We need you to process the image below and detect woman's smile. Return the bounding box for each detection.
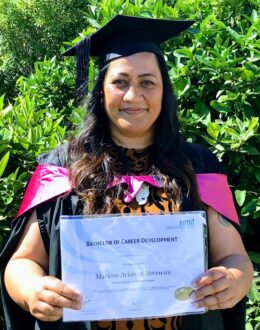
[119,107,147,114]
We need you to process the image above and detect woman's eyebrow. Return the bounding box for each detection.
[138,73,157,78]
[115,72,129,77]
[112,72,157,78]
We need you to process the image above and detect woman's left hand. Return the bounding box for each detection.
[196,207,254,311]
[191,266,241,310]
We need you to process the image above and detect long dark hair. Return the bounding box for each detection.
[68,54,202,214]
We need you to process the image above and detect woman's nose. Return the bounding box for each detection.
[123,85,143,101]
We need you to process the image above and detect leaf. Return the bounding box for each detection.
[225,127,239,137]
[248,117,259,132]
[241,69,254,81]
[194,102,210,116]
[247,282,260,302]
[0,94,4,111]
[255,169,260,183]
[210,100,231,112]
[215,144,225,151]
[200,14,226,30]
[195,55,212,67]
[85,18,100,29]
[139,11,153,18]
[242,199,260,216]
[248,0,259,6]
[174,49,193,59]
[0,151,10,178]
[235,190,247,207]
[175,78,190,96]
[218,92,239,102]
[227,27,245,47]
[239,146,260,155]
[248,251,260,264]
[207,122,220,140]
[18,172,29,182]
[203,135,217,146]
[7,167,19,180]
[246,306,257,315]
[0,127,13,141]
[245,323,253,330]
[251,9,258,22]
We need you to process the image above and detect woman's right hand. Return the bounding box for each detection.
[28,276,82,321]
[4,210,83,322]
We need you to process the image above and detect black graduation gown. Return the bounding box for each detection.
[0,143,246,330]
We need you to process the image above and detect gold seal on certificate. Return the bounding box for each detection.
[174,287,194,301]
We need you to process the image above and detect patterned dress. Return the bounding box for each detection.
[93,147,183,330]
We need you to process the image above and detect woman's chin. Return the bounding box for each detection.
[119,126,151,137]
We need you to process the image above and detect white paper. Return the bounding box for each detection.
[60,212,207,322]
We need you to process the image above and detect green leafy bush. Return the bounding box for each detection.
[0,0,90,101]
[246,270,260,330]
[0,57,82,228]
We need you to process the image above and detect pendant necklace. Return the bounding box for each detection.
[135,183,150,205]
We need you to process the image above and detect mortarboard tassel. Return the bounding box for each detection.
[75,37,91,100]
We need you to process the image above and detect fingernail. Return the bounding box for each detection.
[191,293,197,300]
[192,302,199,308]
[192,282,198,289]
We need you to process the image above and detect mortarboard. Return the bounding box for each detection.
[63,14,194,97]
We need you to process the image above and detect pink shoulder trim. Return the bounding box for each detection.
[16,165,239,224]
[16,164,72,219]
[196,173,239,224]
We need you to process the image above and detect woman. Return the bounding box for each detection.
[0,15,253,330]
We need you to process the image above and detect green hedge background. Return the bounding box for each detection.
[0,0,259,328]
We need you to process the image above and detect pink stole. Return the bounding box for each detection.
[16,165,239,224]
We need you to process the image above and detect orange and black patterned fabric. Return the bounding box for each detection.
[93,148,182,330]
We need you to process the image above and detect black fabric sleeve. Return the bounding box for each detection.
[182,142,241,229]
[181,142,225,174]
[36,143,69,167]
[0,143,68,330]
[182,143,246,330]
[0,212,36,330]
[0,195,86,330]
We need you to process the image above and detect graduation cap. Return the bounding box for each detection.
[63,14,194,97]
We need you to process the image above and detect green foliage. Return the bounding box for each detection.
[169,4,260,256]
[0,0,259,328]
[246,270,260,330]
[0,0,90,101]
[0,56,81,222]
[0,94,64,214]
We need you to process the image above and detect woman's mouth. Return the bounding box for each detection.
[119,107,147,114]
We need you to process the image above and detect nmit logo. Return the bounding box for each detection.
[179,218,195,227]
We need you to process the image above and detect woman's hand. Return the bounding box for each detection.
[195,207,254,311]
[4,211,82,321]
[27,276,82,321]
[191,266,241,310]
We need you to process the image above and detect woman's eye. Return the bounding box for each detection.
[113,79,128,86]
[141,80,154,87]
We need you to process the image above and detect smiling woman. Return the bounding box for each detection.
[103,52,163,146]
[0,14,253,330]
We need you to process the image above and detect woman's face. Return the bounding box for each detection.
[103,52,163,145]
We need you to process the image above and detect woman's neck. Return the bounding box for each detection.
[110,129,153,149]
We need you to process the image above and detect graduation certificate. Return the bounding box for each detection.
[60,212,207,322]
